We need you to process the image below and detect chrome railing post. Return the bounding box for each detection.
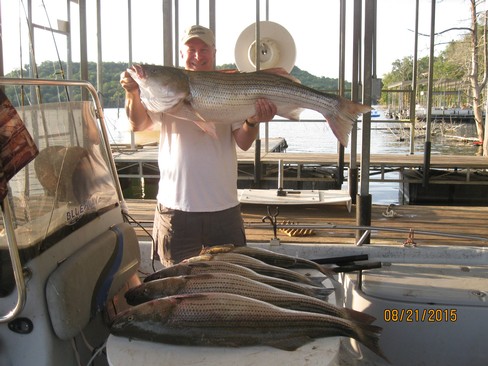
[0,199,26,323]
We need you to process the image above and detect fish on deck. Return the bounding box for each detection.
[125,272,375,325]
[200,244,335,277]
[184,252,325,287]
[126,64,372,146]
[143,261,333,300]
[110,292,386,361]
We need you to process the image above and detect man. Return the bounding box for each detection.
[120,25,277,266]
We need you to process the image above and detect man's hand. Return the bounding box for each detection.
[120,70,153,131]
[120,70,140,94]
[234,98,277,151]
[246,98,277,124]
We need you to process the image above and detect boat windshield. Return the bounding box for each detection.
[0,99,119,261]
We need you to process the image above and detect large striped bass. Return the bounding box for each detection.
[200,244,335,277]
[125,273,375,325]
[184,253,323,286]
[143,261,333,300]
[110,293,386,360]
[126,64,371,146]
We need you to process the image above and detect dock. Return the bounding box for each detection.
[125,199,488,248]
[113,142,488,190]
[112,137,288,181]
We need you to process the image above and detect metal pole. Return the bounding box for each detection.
[264,0,269,153]
[79,0,88,93]
[0,0,4,78]
[96,0,103,95]
[409,0,419,155]
[209,0,216,69]
[163,0,173,67]
[27,0,36,81]
[357,0,375,243]
[423,0,436,187]
[253,0,262,187]
[254,2,261,72]
[174,0,179,68]
[128,0,132,66]
[337,0,346,188]
[372,0,377,79]
[349,0,362,204]
[128,0,135,149]
[361,0,373,196]
[277,159,284,190]
[196,0,200,25]
[209,0,216,33]
[67,0,72,79]
[338,0,346,97]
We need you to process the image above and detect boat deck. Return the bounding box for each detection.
[125,199,488,247]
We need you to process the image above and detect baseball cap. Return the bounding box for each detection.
[181,25,215,46]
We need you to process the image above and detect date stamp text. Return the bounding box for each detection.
[383,308,457,323]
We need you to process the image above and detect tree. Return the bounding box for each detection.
[466,0,488,153]
[381,1,488,154]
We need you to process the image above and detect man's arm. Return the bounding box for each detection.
[119,70,154,131]
[233,98,277,151]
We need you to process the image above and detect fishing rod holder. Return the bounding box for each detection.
[262,206,281,246]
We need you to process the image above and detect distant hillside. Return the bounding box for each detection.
[219,63,348,94]
[5,61,128,108]
[6,61,348,108]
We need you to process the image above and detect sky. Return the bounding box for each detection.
[0,0,480,79]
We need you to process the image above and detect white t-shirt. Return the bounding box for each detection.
[151,112,243,212]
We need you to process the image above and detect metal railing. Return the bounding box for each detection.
[0,77,125,323]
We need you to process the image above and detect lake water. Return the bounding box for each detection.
[103,107,480,204]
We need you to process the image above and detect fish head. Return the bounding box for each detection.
[125,277,189,305]
[183,253,214,263]
[110,298,175,335]
[124,283,154,305]
[200,244,235,255]
[143,263,193,282]
[127,64,190,113]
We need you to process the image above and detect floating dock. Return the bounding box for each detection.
[113,140,488,204]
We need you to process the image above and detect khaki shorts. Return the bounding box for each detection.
[152,204,246,267]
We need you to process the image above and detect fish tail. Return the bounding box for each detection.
[322,98,372,147]
[310,287,334,300]
[315,263,336,277]
[342,307,377,325]
[354,323,389,362]
[309,276,328,287]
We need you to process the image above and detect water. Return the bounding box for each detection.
[103,108,480,204]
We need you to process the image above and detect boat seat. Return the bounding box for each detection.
[45,222,140,340]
